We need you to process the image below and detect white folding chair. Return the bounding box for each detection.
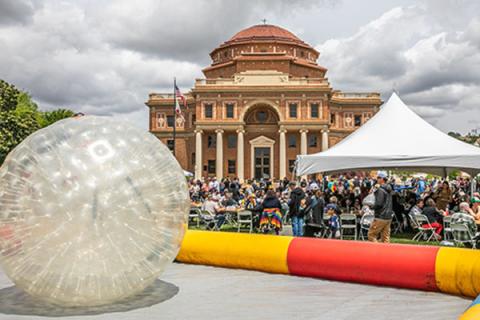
[188,207,202,228]
[451,223,477,249]
[443,215,453,241]
[359,213,374,240]
[237,210,253,233]
[340,213,357,240]
[413,214,438,242]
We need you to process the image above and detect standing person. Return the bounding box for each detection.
[288,184,306,236]
[368,173,394,243]
[292,198,308,237]
[259,190,283,235]
[325,196,341,238]
[433,181,452,211]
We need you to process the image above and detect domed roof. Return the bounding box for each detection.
[227,24,304,44]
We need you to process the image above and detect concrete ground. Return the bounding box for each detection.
[0,263,471,320]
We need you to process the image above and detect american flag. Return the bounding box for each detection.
[175,84,187,108]
[175,97,184,119]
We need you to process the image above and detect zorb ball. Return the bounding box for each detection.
[0,116,189,306]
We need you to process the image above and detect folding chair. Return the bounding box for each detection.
[390,213,403,234]
[451,223,477,249]
[200,210,218,231]
[443,215,453,241]
[359,213,374,240]
[188,207,202,228]
[237,210,253,233]
[340,213,357,240]
[413,214,438,242]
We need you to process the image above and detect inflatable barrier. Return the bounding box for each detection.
[176,230,480,319]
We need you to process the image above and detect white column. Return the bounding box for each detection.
[236,129,245,182]
[195,130,203,180]
[300,129,308,155]
[215,129,224,179]
[322,129,329,151]
[279,129,287,179]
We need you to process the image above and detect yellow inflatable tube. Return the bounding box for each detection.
[176,230,292,274]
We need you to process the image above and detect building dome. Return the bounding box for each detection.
[206,23,323,79]
[228,24,303,44]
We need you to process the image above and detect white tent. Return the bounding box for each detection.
[296,93,480,177]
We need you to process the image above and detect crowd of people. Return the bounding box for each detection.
[189,173,480,246]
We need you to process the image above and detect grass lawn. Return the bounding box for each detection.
[188,224,451,247]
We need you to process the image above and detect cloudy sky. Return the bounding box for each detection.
[0,0,479,133]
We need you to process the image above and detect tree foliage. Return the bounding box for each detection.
[0,110,39,164]
[41,109,75,127]
[0,79,76,165]
[0,80,20,112]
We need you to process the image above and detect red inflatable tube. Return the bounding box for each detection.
[287,238,439,291]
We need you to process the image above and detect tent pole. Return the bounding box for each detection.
[472,174,477,197]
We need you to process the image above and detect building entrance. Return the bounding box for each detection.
[254,147,270,179]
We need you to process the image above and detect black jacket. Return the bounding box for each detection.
[422,206,443,224]
[261,196,282,211]
[373,184,393,220]
[310,196,325,225]
[288,187,305,217]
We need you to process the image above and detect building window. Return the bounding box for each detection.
[344,112,354,128]
[289,103,298,118]
[227,135,236,148]
[288,160,296,172]
[207,160,216,174]
[192,114,196,124]
[226,103,234,118]
[228,160,236,174]
[354,114,362,127]
[204,103,213,118]
[288,134,297,148]
[156,113,166,128]
[310,103,319,118]
[207,135,216,148]
[257,111,267,123]
[167,115,175,127]
[308,135,317,148]
[363,112,373,122]
[167,140,174,151]
[330,113,335,125]
[192,152,195,165]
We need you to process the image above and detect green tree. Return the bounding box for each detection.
[41,109,75,128]
[0,79,76,165]
[0,80,20,112]
[0,110,39,164]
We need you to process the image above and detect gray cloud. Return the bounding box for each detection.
[0,0,478,134]
[0,0,37,26]
[316,1,480,132]
[90,0,324,64]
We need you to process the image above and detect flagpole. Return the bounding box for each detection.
[173,77,176,156]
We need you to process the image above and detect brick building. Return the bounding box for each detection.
[146,24,382,180]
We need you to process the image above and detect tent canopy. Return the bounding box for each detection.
[296,93,480,177]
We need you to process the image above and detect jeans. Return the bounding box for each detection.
[292,216,305,237]
[215,214,226,229]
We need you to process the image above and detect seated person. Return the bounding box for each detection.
[222,192,238,208]
[201,195,226,230]
[409,199,424,216]
[451,209,479,247]
[458,201,479,222]
[421,198,445,238]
